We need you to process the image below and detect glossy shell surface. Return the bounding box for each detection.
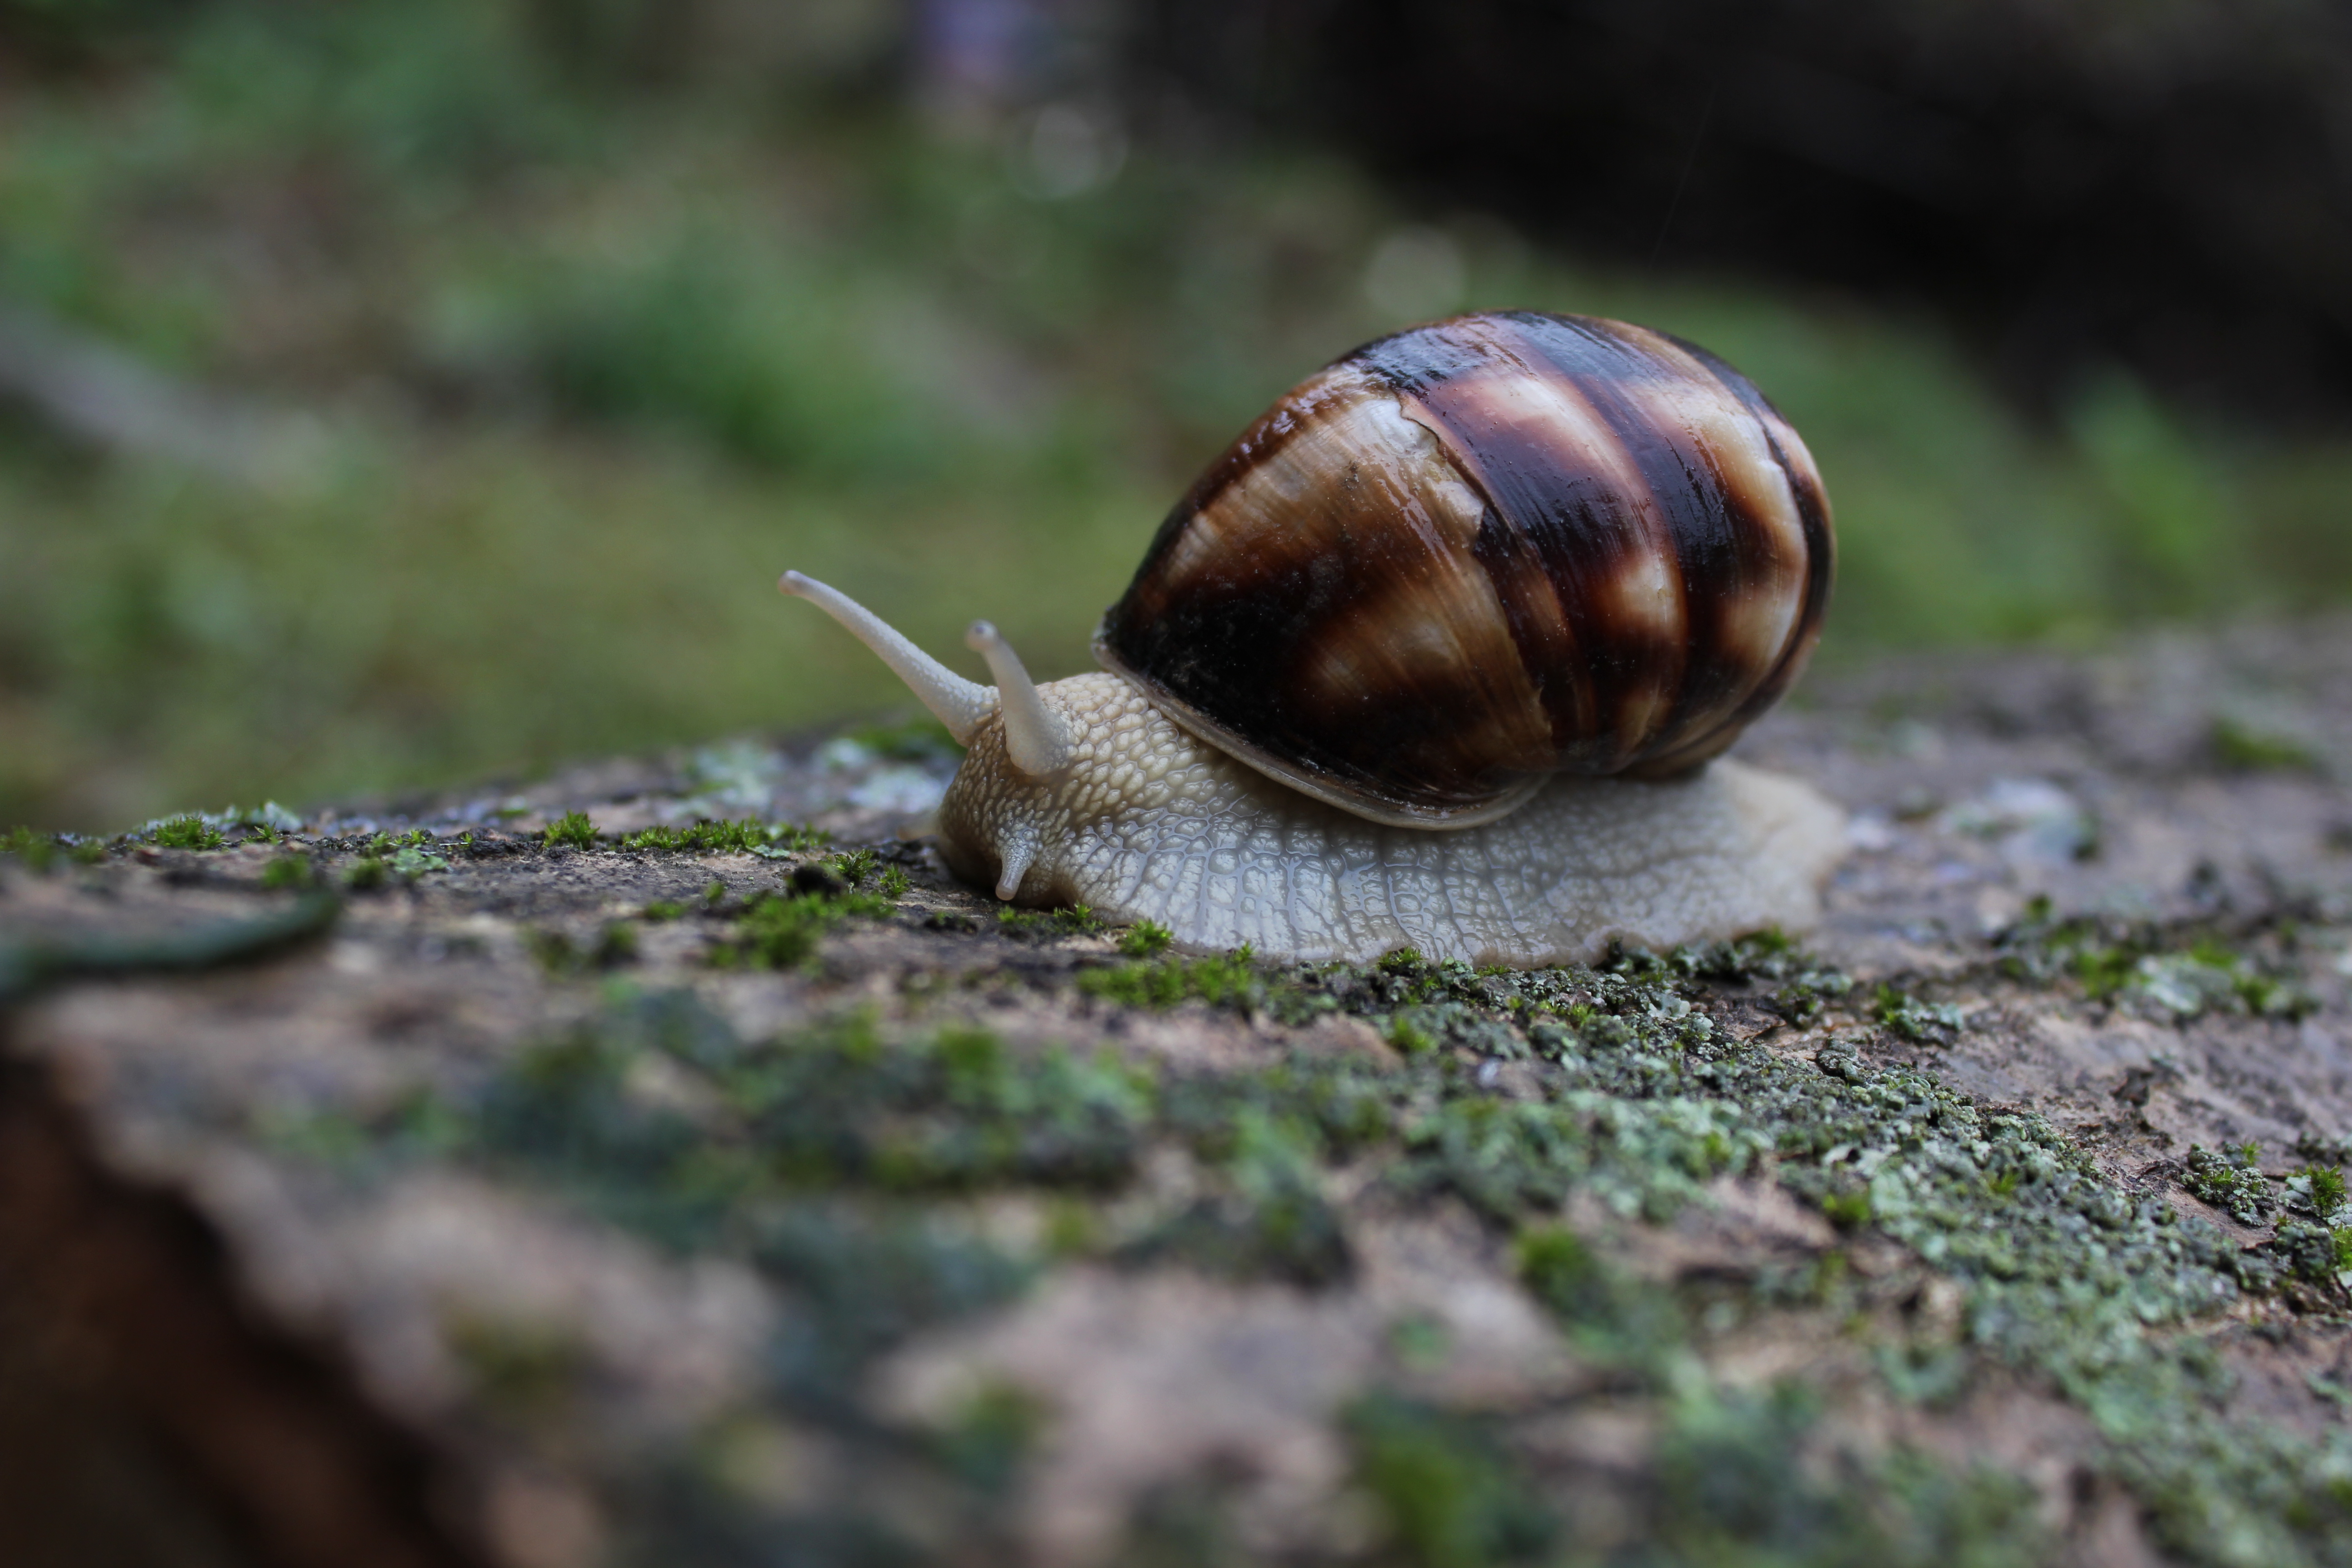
[1094,311,1833,827]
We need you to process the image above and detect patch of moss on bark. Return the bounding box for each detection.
[247,920,2352,1566]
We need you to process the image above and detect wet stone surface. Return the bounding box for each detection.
[5,622,2352,1568]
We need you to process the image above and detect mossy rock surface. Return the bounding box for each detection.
[5,622,2352,1568]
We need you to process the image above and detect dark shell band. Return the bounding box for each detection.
[1098,311,1833,823]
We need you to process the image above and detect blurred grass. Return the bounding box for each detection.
[2,0,2349,830]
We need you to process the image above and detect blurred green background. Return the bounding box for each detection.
[3,0,2350,832]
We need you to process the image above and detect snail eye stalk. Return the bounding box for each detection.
[965,620,1073,778]
[778,571,993,744]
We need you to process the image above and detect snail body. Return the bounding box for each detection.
[782,312,1847,966]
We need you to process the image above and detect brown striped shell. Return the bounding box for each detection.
[1092,311,1834,828]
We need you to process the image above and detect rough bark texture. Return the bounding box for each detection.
[5,622,2352,1568]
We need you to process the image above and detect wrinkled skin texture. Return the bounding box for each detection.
[936,674,1847,965]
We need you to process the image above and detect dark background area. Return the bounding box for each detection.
[1135,0,2352,425]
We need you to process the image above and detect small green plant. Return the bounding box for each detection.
[641,899,686,921]
[2073,943,2139,1002]
[1077,949,1260,1010]
[542,811,598,850]
[708,888,894,970]
[261,856,315,890]
[2294,1164,2347,1218]
[345,856,389,890]
[1872,985,1967,1042]
[2,826,55,872]
[151,815,227,851]
[1822,1190,1874,1230]
[389,844,451,877]
[620,818,828,855]
[2210,714,2319,773]
[1516,1226,1617,1327]
[2184,1143,2273,1225]
[1117,920,1173,957]
[1386,1014,1437,1055]
[1344,1393,1555,1568]
[828,848,880,885]
[996,904,1105,941]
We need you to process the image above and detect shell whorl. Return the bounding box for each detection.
[1094,310,1834,827]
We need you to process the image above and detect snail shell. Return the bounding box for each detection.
[1097,311,1832,827]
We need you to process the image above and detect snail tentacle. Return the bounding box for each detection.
[991,821,1040,902]
[965,620,1073,778]
[779,571,994,743]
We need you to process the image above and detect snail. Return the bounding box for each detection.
[780,310,1847,966]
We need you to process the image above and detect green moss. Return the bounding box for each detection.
[1076,949,1263,1010]
[640,899,686,921]
[2297,1165,2349,1219]
[149,814,227,851]
[388,843,450,877]
[2184,1143,2274,1225]
[1387,1014,1438,1055]
[995,904,1105,941]
[1602,935,1854,1024]
[1345,1393,1554,1568]
[1,825,56,872]
[260,855,314,889]
[2211,714,2320,773]
[1994,900,2317,1019]
[1643,1386,2047,1568]
[933,1382,1044,1494]
[1872,984,1967,1043]
[461,1006,1154,1222]
[828,848,881,886]
[618,818,828,855]
[542,810,598,850]
[706,888,894,970]
[1122,1102,1350,1286]
[1117,921,1173,958]
[256,921,2352,1566]
[1818,1189,1872,1230]
[343,855,388,890]
[1512,1225,1673,1364]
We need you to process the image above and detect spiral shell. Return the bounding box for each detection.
[1093,310,1833,828]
